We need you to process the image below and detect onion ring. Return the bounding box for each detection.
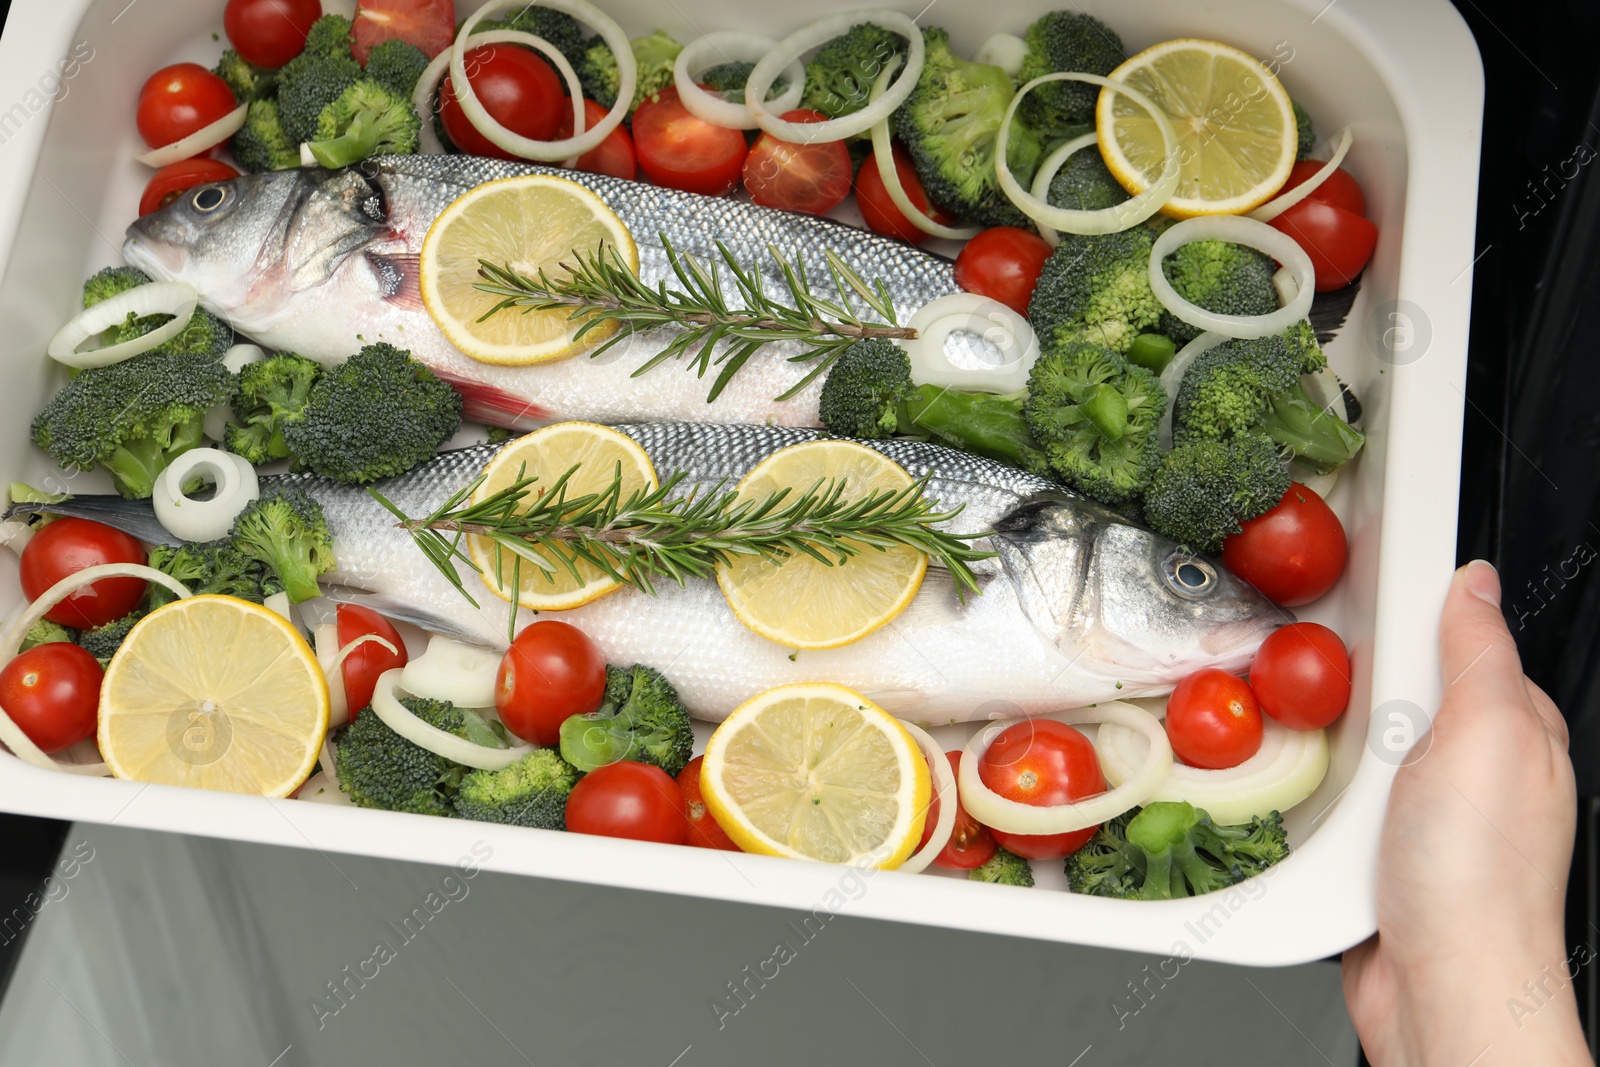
[152,447,260,544]
[398,635,501,709]
[958,702,1172,835]
[48,282,199,369]
[1028,131,1100,248]
[316,627,400,729]
[1156,331,1229,449]
[745,10,923,144]
[1148,216,1315,339]
[898,720,956,874]
[904,293,1038,394]
[1249,126,1355,223]
[866,58,980,240]
[134,104,248,168]
[674,32,804,130]
[975,33,1028,78]
[371,669,531,771]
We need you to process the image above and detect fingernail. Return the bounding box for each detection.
[1465,559,1501,607]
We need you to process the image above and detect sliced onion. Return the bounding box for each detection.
[905,293,1038,393]
[450,0,631,162]
[866,58,980,241]
[371,668,530,770]
[1249,126,1355,223]
[264,591,293,624]
[997,73,1179,235]
[0,522,33,557]
[222,343,265,374]
[745,10,923,144]
[1157,331,1229,449]
[453,28,586,167]
[674,32,804,130]
[1271,264,1298,308]
[399,635,501,709]
[414,49,452,155]
[898,720,956,874]
[152,447,260,543]
[1028,132,1100,248]
[1097,713,1329,826]
[316,627,400,729]
[134,104,248,168]
[0,564,191,775]
[48,282,199,369]
[958,702,1172,835]
[1149,216,1315,339]
[1303,365,1351,424]
[297,768,353,805]
[975,33,1028,78]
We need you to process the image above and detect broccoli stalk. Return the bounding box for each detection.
[454,749,579,829]
[306,79,420,168]
[336,697,476,817]
[969,848,1034,887]
[559,664,693,777]
[801,23,908,120]
[1066,802,1290,900]
[1025,341,1165,505]
[228,488,335,603]
[1016,12,1126,139]
[1259,382,1368,474]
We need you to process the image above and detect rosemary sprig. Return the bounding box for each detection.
[371,464,994,643]
[472,237,918,402]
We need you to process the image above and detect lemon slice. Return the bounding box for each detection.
[699,683,930,867]
[715,440,927,650]
[98,596,328,797]
[1097,39,1297,218]
[467,422,658,610]
[419,174,638,366]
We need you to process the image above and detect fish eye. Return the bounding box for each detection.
[1165,554,1217,598]
[191,186,227,212]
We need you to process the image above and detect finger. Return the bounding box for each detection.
[1523,676,1570,748]
[1438,561,1528,706]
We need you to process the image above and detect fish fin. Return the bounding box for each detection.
[4,497,182,546]
[430,371,555,430]
[1310,277,1360,346]
[365,251,424,311]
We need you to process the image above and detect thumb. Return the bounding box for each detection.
[1438,560,1527,707]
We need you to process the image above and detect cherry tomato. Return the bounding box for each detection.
[0,644,103,754]
[439,44,565,159]
[566,761,689,844]
[224,0,322,69]
[1223,482,1348,607]
[855,143,950,245]
[742,109,853,216]
[1250,622,1352,731]
[678,755,740,851]
[977,719,1106,860]
[139,159,239,217]
[1270,198,1378,292]
[136,64,240,151]
[955,226,1053,316]
[632,86,749,197]
[555,98,637,180]
[351,0,455,63]
[1166,668,1263,769]
[916,750,998,869]
[495,620,607,745]
[20,518,147,629]
[335,604,408,718]
[1279,160,1366,217]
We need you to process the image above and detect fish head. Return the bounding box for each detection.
[996,497,1288,690]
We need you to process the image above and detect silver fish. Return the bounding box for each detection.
[121,156,975,430]
[16,423,1286,723]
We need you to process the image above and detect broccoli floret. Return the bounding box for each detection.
[969,848,1034,887]
[32,351,234,500]
[303,14,354,62]
[580,30,682,115]
[307,78,420,168]
[801,23,908,121]
[361,39,429,99]
[1027,226,1163,355]
[336,697,473,817]
[1047,146,1128,212]
[82,266,152,309]
[76,612,142,662]
[1024,340,1164,505]
[280,342,462,484]
[1016,12,1126,139]
[145,542,274,609]
[225,353,322,465]
[277,52,363,145]
[559,664,693,777]
[21,619,76,652]
[214,49,276,102]
[228,488,334,603]
[1066,802,1289,900]
[1157,240,1280,345]
[454,749,579,830]
[480,6,589,72]
[232,98,301,172]
[1142,433,1290,552]
[892,27,1042,228]
[1293,99,1315,159]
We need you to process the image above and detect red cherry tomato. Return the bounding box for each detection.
[139,159,240,217]
[916,750,998,869]
[0,644,103,754]
[855,143,950,245]
[955,226,1053,316]
[439,44,565,159]
[351,0,455,62]
[1270,199,1378,292]
[223,0,322,69]
[566,761,689,844]
[1278,160,1367,217]
[977,720,1106,860]
[555,97,637,180]
[1223,482,1348,607]
[495,620,607,745]
[136,64,240,151]
[678,755,740,851]
[335,604,408,718]
[742,109,854,215]
[1250,622,1352,731]
[631,86,749,197]
[1166,668,1263,769]
[20,519,147,629]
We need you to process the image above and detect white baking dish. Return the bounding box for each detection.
[0,0,1482,965]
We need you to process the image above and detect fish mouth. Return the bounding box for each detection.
[122,226,184,278]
